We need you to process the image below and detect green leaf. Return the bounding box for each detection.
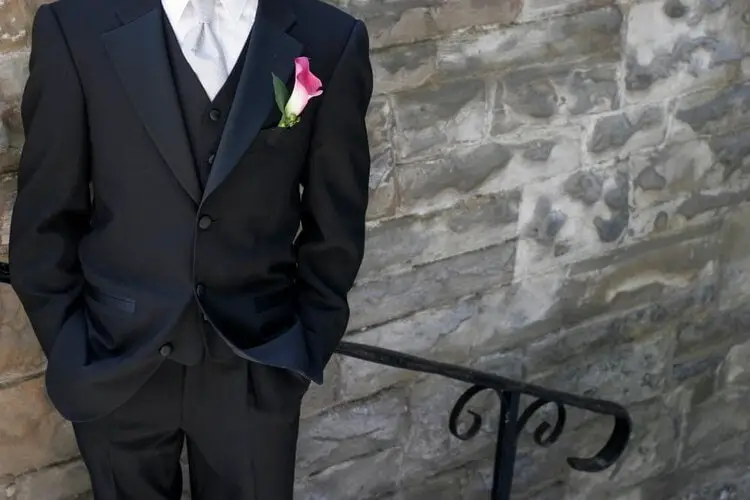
[271,73,289,115]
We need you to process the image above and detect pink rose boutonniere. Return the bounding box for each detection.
[272,57,323,128]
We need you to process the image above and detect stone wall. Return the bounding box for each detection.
[0,0,749,498]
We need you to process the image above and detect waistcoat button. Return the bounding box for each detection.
[159,343,173,357]
[198,215,213,230]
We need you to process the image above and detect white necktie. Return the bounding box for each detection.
[184,0,229,100]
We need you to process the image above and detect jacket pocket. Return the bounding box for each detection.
[254,121,309,148]
[86,284,136,314]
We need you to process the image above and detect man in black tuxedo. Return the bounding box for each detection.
[9,0,372,497]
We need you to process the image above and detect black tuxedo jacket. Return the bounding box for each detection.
[9,0,372,422]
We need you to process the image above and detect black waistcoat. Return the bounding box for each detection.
[159,12,252,365]
[163,12,250,188]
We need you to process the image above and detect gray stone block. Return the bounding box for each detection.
[392,79,487,160]
[437,8,622,76]
[360,191,519,279]
[349,239,517,330]
[297,390,409,476]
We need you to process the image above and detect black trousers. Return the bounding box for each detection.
[73,358,302,499]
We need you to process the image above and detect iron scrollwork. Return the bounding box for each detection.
[0,262,631,499]
[335,341,631,500]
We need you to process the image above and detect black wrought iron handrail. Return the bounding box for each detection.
[0,262,631,499]
[335,341,631,498]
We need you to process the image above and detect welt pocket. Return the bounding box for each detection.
[254,125,306,148]
[86,285,136,314]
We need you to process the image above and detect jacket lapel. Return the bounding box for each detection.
[102,0,202,204]
[202,1,303,202]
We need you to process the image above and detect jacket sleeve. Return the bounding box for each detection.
[9,5,91,356]
[295,20,373,373]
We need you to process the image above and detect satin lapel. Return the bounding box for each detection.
[102,3,201,204]
[202,9,302,201]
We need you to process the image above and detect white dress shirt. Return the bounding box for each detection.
[162,0,258,100]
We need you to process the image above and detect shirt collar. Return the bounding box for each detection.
[221,0,252,20]
[162,0,190,24]
[163,0,252,22]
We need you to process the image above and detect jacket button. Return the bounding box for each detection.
[195,283,205,298]
[207,153,216,165]
[198,215,212,230]
[209,109,221,121]
[159,343,173,357]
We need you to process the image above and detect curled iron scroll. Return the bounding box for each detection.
[445,383,631,474]
[448,384,493,441]
[515,397,631,473]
